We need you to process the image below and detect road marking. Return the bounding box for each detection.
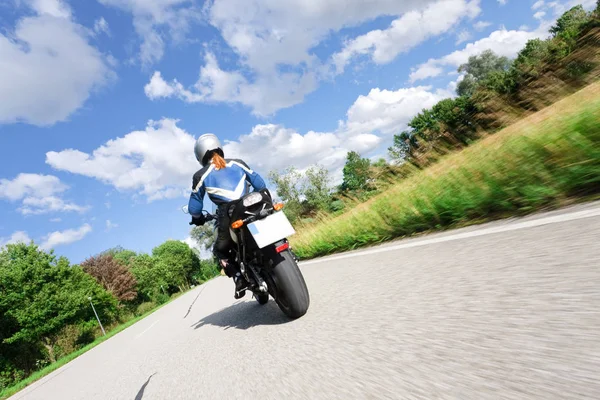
[300,206,600,266]
[135,320,160,339]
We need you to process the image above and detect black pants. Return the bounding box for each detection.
[213,204,233,260]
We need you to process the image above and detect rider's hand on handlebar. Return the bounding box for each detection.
[190,215,206,226]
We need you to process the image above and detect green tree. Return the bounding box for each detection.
[341,151,372,192]
[129,254,166,301]
[388,131,418,162]
[303,165,331,211]
[550,5,590,38]
[0,243,118,371]
[152,240,201,290]
[190,223,217,253]
[268,166,304,222]
[99,246,137,267]
[268,166,302,203]
[457,50,511,97]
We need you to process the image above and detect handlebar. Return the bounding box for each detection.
[188,211,216,225]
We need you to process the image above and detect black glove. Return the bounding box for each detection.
[190,215,206,226]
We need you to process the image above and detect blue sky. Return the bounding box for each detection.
[0,0,594,263]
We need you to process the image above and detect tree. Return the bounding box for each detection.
[268,166,302,203]
[98,246,137,266]
[341,151,372,192]
[550,5,590,38]
[81,255,137,302]
[129,254,165,301]
[152,240,201,289]
[389,131,418,162]
[457,50,511,97]
[268,166,305,222]
[0,243,118,370]
[303,165,331,211]
[190,223,217,253]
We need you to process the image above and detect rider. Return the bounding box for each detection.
[188,133,267,296]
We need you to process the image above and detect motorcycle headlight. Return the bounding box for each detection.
[242,192,263,207]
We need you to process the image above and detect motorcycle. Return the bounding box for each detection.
[184,189,310,319]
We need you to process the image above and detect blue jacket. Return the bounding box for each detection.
[188,158,266,217]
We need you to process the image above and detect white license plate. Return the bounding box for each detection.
[247,211,296,248]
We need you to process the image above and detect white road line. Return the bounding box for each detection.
[300,206,600,266]
[135,320,160,339]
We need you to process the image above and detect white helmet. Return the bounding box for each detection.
[194,134,224,166]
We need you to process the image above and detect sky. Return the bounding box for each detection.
[0,0,595,263]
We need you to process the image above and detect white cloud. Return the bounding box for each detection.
[0,231,32,247]
[534,11,547,19]
[0,173,67,201]
[145,53,319,116]
[105,220,118,231]
[147,0,478,116]
[341,87,447,137]
[455,30,473,45]
[537,0,596,17]
[0,0,113,126]
[0,173,87,215]
[50,217,62,222]
[331,0,481,73]
[40,223,92,250]
[26,0,72,18]
[46,119,198,201]
[532,1,545,10]
[97,0,199,65]
[93,17,110,36]
[410,27,548,82]
[473,21,492,31]
[18,196,89,215]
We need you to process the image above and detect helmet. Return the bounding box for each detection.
[194,133,224,166]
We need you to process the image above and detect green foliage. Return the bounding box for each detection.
[190,223,217,253]
[388,131,416,162]
[130,254,168,301]
[550,5,590,38]
[303,165,331,210]
[135,302,157,316]
[268,167,302,203]
[0,244,118,347]
[457,50,511,96]
[152,240,201,289]
[328,199,346,213]
[341,151,372,191]
[0,244,119,390]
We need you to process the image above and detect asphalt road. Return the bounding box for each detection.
[10,202,600,400]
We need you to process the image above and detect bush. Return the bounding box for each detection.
[329,199,345,213]
[136,302,157,316]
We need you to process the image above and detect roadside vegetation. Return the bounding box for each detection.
[262,4,600,257]
[0,240,219,398]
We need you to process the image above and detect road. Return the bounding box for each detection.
[10,202,600,400]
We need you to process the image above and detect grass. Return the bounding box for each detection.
[0,291,186,400]
[291,82,600,259]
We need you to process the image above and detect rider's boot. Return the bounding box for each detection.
[233,272,248,299]
[220,259,247,299]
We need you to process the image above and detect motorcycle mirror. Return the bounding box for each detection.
[181,205,189,214]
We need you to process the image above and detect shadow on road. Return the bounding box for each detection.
[191,300,290,330]
[134,373,156,400]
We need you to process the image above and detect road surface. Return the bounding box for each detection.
[10,202,600,399]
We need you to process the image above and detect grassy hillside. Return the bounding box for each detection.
[291,82,600,259]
